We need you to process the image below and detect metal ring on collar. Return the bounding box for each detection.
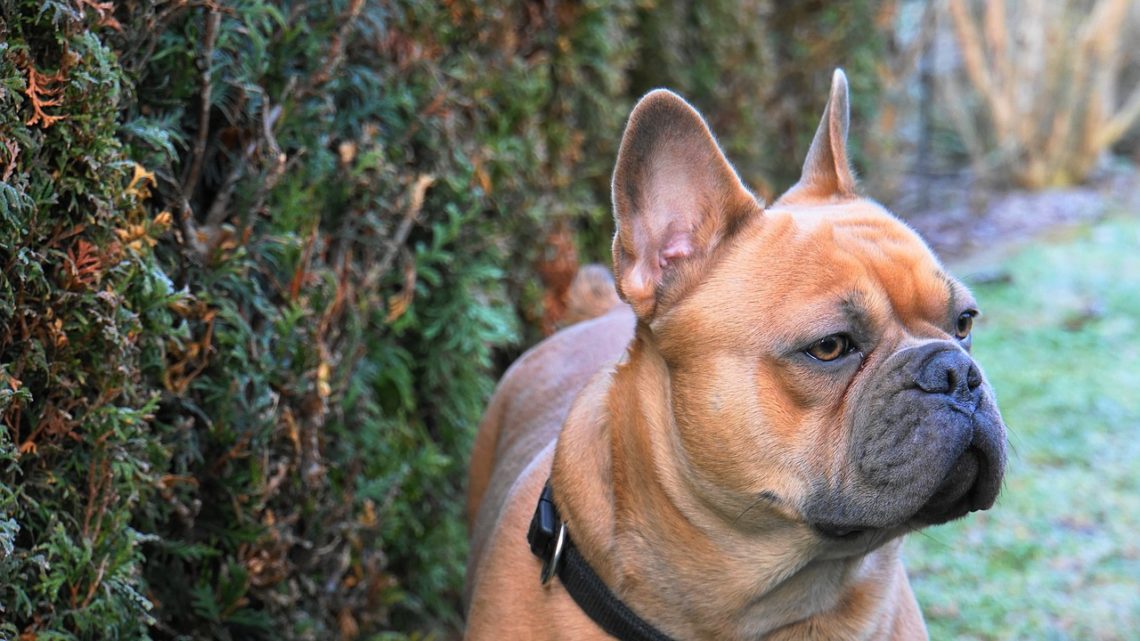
[540,521,567,585]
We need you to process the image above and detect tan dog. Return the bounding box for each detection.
[465,70,1006,640]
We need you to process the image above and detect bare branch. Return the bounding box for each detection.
[947,0,1013,145]
[1097,83,1140,149]
[377,174,436,282]
[181,8,221,201]
[204,103,282,226]
[1080,0,1131,157]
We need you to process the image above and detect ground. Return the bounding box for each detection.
[904,199,1140,640]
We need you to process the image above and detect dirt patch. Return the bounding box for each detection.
[893,165,1140,264]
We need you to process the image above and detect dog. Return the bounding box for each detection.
[464,69,1006,640]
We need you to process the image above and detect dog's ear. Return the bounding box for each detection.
[611,90,760,320]
[782,69,857,202]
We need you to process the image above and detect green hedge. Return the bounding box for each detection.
[0,2,881,639]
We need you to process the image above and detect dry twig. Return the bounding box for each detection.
[377,174,435,281]
[181,7,222,200]
[23,65,67,128]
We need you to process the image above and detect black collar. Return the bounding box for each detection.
[527,480,678,641]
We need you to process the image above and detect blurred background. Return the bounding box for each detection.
[0,1,1138,639]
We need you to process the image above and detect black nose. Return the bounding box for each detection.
[912,346,982,396]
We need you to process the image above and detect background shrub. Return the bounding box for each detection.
[0,1,882,639]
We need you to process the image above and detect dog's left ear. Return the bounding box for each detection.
[781,69,857,202]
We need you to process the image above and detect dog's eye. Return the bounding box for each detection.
[805,334,854,362]
[955,311,976,340]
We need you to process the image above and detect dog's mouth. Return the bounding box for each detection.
[812,522,873,540]
[812,444,998,541]
[912,446,986,525]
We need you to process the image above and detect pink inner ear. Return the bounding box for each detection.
[659,231,693,268]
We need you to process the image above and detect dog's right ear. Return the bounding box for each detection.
[611,90,760,321]
[780,69,857,203]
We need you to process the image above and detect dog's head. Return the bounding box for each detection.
[610,70,1006,547]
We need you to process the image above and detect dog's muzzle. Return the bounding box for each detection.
[807,341,1007,536]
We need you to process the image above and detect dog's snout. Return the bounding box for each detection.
[912,347,981,397]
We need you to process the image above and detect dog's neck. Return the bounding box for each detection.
[552,322,908,640]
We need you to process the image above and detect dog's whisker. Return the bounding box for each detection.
[731,497,765,527]
[731,491,782,527]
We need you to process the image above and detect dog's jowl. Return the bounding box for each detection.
[465,69,1007,641]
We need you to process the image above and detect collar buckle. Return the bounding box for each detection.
[527,481,566,584]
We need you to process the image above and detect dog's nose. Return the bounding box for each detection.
[912,347,981,396]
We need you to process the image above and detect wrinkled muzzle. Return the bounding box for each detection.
[807,341,1007,534]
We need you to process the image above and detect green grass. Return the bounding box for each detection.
[907,215,1140,641]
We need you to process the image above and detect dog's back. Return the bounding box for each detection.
[465,266,632,602]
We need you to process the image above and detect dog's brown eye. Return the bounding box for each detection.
[806,334,852,362]
[955,312,975,340]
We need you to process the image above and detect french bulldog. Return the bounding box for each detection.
[465,69,1006,640]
